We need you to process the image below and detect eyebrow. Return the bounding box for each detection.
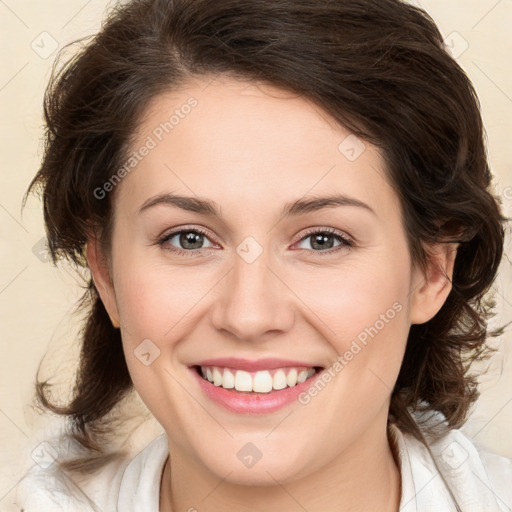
[138,193,376,218]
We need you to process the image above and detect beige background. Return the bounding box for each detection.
[1,0,511,508]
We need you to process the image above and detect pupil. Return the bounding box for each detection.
[312,233,334,250]
[180,232,203,249]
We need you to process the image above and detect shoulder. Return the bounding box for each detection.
[15,449,126,512]
[428,426,512,511]
[116,433,169,511]
[391,409,512,512]
[15,433,169,512]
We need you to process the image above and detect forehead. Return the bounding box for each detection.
[138,74,346,160]
[116,74,400,223]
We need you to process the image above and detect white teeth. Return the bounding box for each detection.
[253,371,273,393]
[286,368,298,387]
[222,368,235,389]
[199,366,317,393]
[213,368,223,386]
[272,369,287,390]
[297,370,309,383]
[234,370,253,392]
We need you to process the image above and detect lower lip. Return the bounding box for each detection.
[190,367,322,414]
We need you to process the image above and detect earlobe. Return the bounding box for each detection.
[86,234,121,329]
[409,243,458,325]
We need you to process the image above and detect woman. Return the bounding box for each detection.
[18,0,511,510]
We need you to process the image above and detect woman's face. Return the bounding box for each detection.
[89,74,453,485]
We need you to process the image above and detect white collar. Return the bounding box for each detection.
[117,433,169,512]
[388,421,506,511]
[117,425,508,512]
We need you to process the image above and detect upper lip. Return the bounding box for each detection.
[191,357,322,372]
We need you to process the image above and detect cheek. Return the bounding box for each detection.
[112,260,201,428]
[113,258,209,340]
[290,249,413,411]
[288,261,411,434]
[293,255,412,345]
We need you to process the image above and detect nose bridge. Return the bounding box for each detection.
[211,238,294,341]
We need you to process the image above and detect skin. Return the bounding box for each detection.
[87,74,456,511]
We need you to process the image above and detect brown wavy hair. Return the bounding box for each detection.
[24,0,507,470]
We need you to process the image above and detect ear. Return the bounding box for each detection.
[86,233,120,329]
[409,242,458,325]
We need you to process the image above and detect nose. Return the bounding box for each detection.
[210,244,295,343]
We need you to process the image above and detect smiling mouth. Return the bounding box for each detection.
[194,365,322,394]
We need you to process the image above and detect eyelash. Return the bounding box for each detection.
[157,226,354,257]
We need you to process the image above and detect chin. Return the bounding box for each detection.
[193,440,320,487]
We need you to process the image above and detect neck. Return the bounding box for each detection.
[160,418,401,512]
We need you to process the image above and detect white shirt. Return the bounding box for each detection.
[16,418,512,511]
